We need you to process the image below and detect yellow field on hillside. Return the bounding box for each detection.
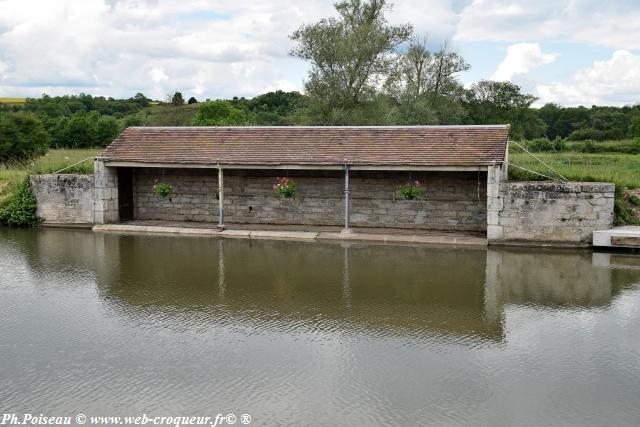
[0,97,27,104]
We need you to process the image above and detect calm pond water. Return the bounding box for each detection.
[1,228,640,426]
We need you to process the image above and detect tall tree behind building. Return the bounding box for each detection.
[289,0,412,124]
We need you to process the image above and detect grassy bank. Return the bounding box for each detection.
[509,148,640,224]
[0,148,100,204]
[509,151,640,187]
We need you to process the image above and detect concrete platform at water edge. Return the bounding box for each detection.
[593,226,640,250]
[91,222,488,247]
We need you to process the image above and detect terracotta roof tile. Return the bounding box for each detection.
[99,125,510,167]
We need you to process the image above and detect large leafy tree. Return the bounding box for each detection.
[170,91,185,106]
[392,38,469,99]
[51,112,121,148]
[0,112,50,162]
[191,100,249,126]
[465,80,545,140]
[289,0,412,124]
[629,114,640,138]
[388,37,470,124]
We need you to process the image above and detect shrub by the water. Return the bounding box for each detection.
[0,178,40,227]
[627,192,640,207]
[615,187,640,226]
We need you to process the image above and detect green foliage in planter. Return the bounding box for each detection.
[153,181,173,198]
[397,180,425,200]
[272,176,297,198]
[0,178,41,227]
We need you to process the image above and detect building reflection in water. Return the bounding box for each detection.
[16,228,640,345]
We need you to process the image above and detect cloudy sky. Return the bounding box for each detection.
[0,0,638,106]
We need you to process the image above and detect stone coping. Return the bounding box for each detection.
[92,224,488,247]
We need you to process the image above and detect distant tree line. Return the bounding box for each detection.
[0,93,151,160]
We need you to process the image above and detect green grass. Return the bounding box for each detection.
[0,148,100,204]
[509,151,640,188]
[565,139,640,154]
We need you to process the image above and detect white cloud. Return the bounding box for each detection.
[389,0,458,43]
[149,67,168,84]
[1,0,639,103]
[0,0,332,99]
[455,0,640,50]
[491,43,558,81]
[0,0,459,100]
[536,50,640,106]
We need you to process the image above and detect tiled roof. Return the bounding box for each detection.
[98,125,510,167]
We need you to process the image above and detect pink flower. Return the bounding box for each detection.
[414,180,421,186]
[272,184,277,189]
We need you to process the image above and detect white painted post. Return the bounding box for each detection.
[217,166,225,229]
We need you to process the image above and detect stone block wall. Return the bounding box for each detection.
[30,174,95,224]
[132,168,488,232]
[134,169,218,222]
[94,160,119,224]
[490,182,615,245]
[33,166,616,246]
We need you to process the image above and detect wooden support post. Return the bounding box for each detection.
[217,166,225,230]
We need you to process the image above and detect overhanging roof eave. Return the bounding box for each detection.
[101,160,494,171]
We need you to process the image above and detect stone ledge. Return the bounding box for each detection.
[92,224,487,247]
[502,181,615,193]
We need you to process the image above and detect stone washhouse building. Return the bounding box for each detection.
[93,126,509,237]
[31,125,615,246]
